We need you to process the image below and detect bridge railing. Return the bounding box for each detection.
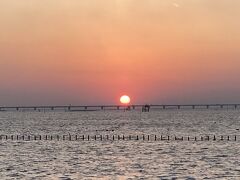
[0,104,239,112]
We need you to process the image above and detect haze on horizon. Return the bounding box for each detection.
[0,0,240,106]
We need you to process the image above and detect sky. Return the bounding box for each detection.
[0,0,240,106]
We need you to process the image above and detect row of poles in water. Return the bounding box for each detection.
[0,134,238,141]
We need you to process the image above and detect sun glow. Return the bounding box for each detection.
[120,95,131,104]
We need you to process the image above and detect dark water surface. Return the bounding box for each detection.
[0,109,240,179]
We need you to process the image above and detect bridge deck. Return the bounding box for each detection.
[0,104,239,111]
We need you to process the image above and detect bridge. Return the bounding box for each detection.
[0,104,239,112]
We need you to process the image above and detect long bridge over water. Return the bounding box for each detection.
[0,104,240,112]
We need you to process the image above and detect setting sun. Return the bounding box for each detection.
[120,95,131,104]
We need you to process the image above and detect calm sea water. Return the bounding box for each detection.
[0,109,240,179]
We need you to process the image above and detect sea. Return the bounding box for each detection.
[0,109,240,179]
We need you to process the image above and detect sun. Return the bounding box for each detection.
[120,95,131,104]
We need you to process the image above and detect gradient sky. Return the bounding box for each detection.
[0,0,240,106]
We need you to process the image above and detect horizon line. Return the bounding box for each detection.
[1,103,240,108]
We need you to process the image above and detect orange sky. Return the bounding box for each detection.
[0,0,240,105]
